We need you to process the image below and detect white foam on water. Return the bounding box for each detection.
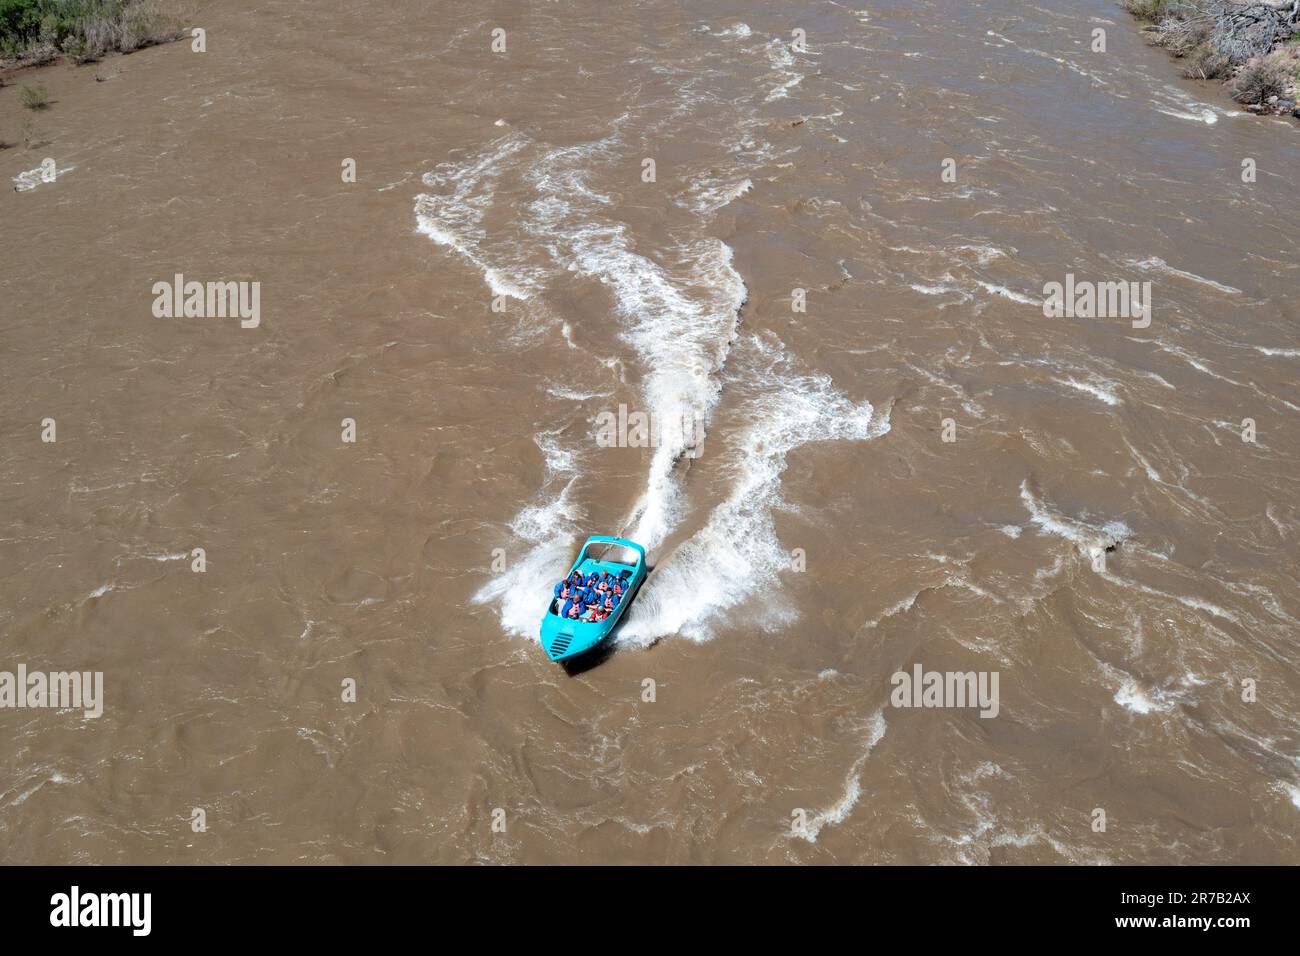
[619,336,890,644]
[13,162,72,192]
[506,134,751,554]
[909,279,973,309]
[1125,439,1161,482]
[1106,572,1241,623]
[953,244,1008,266]
[1255,346,1300,357]
[1266,504,1290,539]
[973,280,1036,305]
[1285,784,1300,812]
[414,134,543,300]
[1054,375,1122,406]
[1141,369,1177,390]
[471,429,586,639]
[1127,256,1242,295]
[678,176,753,215]
[1150,84,1233,125]
[1114,679,1164,715]
[430,134,750,637]
[764,38,804,102]
[863,589,922,629]
[444,80,808,646]
[1150,341,1248,390]
[1020,480,1131,557]
[560,230,746,551]
[544,383,613,402]
[708,23,752,39]
[1153,106,1218,124]
[791,710,887,843]
[911,282,960,297]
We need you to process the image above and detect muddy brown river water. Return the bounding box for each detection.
[2,0,1299,863]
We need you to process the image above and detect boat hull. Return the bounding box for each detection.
[540,536,647,662]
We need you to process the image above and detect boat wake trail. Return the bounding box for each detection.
[618,335,892,645]
[587,235,747,550]
[423,26,890,648]
[420,130,757,642]
[471,430,585,639]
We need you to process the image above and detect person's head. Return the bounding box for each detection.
[604,597,614,609]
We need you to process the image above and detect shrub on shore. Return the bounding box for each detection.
[1229,48,1298,103]
[1182,42,1232,79]
[18,80,47,108]
[1124,0,1173,21]
[0,0,180,65]
[1126,0,1300,112]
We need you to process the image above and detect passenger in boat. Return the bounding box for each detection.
[553,568,629,618]
[572,581,591,605]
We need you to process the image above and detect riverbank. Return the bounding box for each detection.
[1125,0,1300,116]
[0,0,181,71]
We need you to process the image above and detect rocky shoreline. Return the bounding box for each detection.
[1124,0,1300,117]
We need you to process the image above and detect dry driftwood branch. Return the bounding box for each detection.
[1212,0,1300,62]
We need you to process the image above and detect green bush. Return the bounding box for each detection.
[18,81,48,108]
[0,0,46,45]
[1,1,177,62]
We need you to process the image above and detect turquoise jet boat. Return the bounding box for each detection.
[541,535,647,662]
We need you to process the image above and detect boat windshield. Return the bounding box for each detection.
[585,543,641,567]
